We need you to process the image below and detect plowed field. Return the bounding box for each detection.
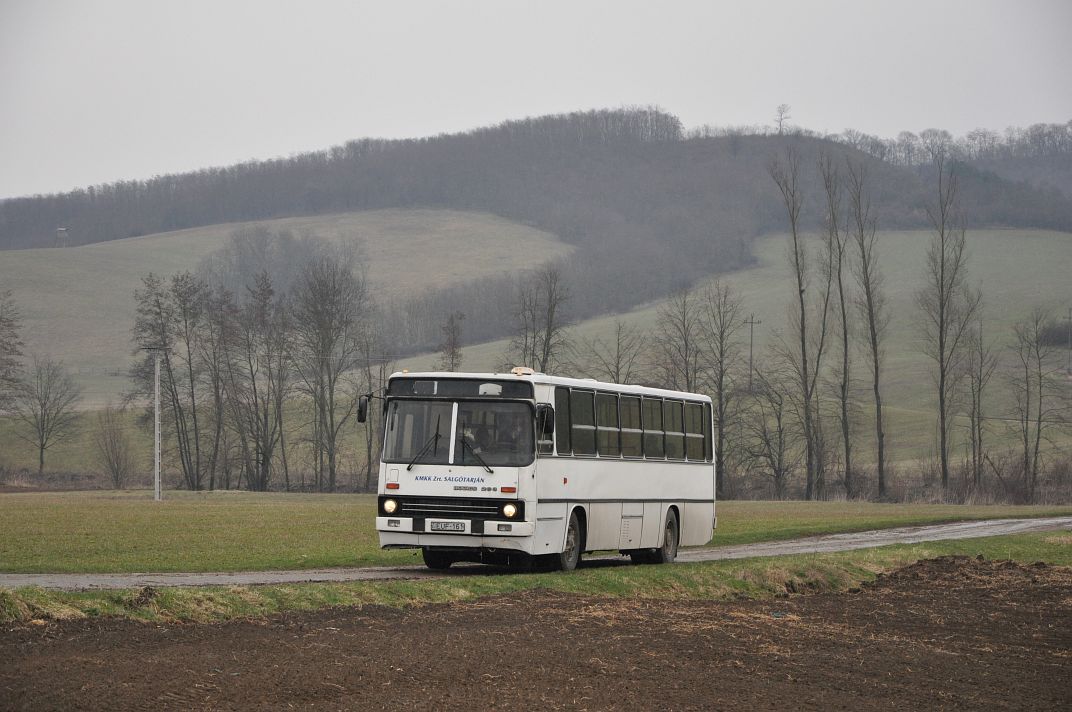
[3,556,1070,710]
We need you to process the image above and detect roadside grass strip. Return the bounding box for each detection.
[2,532,1069,625]
[3,491,1071,574]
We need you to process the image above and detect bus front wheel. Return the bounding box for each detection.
[556,511,583,571]
[421,548,455,570]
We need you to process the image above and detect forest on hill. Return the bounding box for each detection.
[2,108,1070,352]
[4,109,1070,252]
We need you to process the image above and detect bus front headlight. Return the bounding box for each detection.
[502,503,518,519]
[383,499,398,514]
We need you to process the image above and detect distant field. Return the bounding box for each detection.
[0,209,570,407]
[414,228,1072,461]
[3,225,1069,473]
[1,490,1069,574]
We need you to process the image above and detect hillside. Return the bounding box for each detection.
[0,209,569,407]
[969,153,1072,199]
[5,109,1072,347]
[402,227,1072,463]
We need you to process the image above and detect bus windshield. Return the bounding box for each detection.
[383,400,534,467]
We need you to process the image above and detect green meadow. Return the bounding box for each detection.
[1,490,1069,574]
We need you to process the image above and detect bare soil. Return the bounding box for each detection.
[2,556,1070,710]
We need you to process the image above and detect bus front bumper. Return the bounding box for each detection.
[376,516,534,544]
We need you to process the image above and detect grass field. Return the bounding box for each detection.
[408,227,1072,461]
[2,531,1068,624]
[0,209,569,408]
[1,490,1070,574]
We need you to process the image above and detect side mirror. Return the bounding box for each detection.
[535,404,555,437]
[357,395,369,423]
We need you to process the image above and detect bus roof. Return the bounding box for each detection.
[388,371,712,403]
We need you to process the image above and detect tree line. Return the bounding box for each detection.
[496,148,1070,503]
[1,144,1070,500]
[124,242,393,492]
[690,115,1072,166]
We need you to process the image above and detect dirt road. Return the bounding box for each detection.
[2,556,1070,710]
[2,516,1069,591]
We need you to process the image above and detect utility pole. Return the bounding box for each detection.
[744,313,762,391]
[142,345,165,501]
[154,349,162,501]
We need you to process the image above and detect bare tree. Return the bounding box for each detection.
[509,265,571,373]
[197,283,232,490]
[130,272,219,491]
[846,160,890,497]
[1008,307,1068,500]
[93,403,138,489]
[436,312,465,372]
[819,153,854,496]
[915,155,980,489]
[651,287,705,392]
[535,266,570,373]
[769,148,833,499]
[699,281,744,498]
[568,319,647,384]
[11,355,83,474]
[964,317,996,492]
[0,290,22,412]
[291,254,367,491]
[222,273,290,492]
[775,104,792,135]
[511,277,541,369]
[744,365,800,500]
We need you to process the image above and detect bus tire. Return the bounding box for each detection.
[556,511,583,572]
[422,548,454,570]
[653,509,679,565]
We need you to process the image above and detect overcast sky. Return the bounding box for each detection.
[1,0,1070,199]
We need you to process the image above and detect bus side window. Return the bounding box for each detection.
[664,400,685,460]
[703,402,713,461]
[685,402,705,460]
[620,396,642,457]
[642,397,664,459]
[595,393,621,457]
[554,387,571,455]
[537,403,554,455]
[570,390,596,456]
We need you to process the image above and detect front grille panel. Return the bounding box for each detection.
[380,495,522,520]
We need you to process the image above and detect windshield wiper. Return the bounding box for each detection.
[406,415,442,471]
[458,436,494,474]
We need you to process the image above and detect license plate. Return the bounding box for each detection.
[430,521,465,532]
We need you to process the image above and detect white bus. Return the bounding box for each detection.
[363,368,716,571]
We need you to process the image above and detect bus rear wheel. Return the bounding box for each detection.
[653,509,679,564]
[630,510,679,565]
[421,548,455,570]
